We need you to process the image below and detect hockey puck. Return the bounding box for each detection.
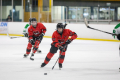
[44,73,47,75]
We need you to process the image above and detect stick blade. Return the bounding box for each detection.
[52,66,54,70]
[84,18,89,27]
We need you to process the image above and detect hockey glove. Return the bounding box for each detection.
[37,33,45,41]
[65,39,73,45]
[23,33,28,37]
[40,33,45,37]
[29,39,34,45]
[58,46,65,52]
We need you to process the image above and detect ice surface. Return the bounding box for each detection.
[0,36,120,80]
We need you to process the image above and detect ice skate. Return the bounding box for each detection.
[30,53,34,61]
[23,54,29,58]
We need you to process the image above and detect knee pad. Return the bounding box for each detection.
[27,43,32,49]
[60,55,65,59]
[27,49,31,52]
[47,52,54,59]
[33,47,38,51]
[34,40,40,48]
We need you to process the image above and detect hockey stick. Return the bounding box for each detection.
[30,41,40,61]
[10,36,24,39]
[64,23,67,29]
[52,51,63,70]
[84,18,117,36]
[7,33,24,39]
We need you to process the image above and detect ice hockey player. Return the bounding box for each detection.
[41,23,77,69]
[23,18,46,60]
[23,18,32,37]
[23,18,42,53]
[113,23,120,72]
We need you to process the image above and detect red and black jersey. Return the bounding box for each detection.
[28,22,46,40]
[52,29,77,47]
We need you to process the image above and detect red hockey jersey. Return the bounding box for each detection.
[52,29,77,47]
[28,22,46,40]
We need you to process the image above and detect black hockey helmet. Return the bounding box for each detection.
[31,18,37,27]
[56,23,65,34]
[57,23,65,29]
[29,18,32,25]
[31,18,37,21]
[117,34,120,40]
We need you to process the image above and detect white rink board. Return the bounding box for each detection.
[7,22,116,40]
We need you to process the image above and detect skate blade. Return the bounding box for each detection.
[30,57,34,61]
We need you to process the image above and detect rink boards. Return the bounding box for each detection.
[0,22,119,42]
